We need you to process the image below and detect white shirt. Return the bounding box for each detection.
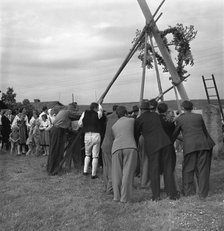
[11,114,30,128]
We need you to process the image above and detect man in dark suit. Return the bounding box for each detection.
[172,100,215,200]
[135,99,179,201]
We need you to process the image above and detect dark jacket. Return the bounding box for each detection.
[101,112,118,153]
[159,114,175,139]
[135,111,171,154]
[172,112,215,155]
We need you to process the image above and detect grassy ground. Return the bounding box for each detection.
[0,150,224,231]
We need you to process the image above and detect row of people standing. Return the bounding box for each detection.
[102,99,214,203]
[69,100,177,201]
[0,106,56,156]
[26,107,56,156]
[45,99,214,203]
[134,99,179,201]
[46,102,106,176]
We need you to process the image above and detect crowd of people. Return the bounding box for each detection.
[0,99,215,203]
[0,106,56,157]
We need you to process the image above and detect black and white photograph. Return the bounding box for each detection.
[1,0,224,230]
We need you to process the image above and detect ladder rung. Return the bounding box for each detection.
[206,87,215,89]
[208,95,218,97]
[204,78,213,80]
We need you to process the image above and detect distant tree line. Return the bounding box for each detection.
[1,87,34,119]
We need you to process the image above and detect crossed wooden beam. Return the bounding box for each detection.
[98,0,189,105]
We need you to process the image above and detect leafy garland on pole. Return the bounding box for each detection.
[133,23,197,81]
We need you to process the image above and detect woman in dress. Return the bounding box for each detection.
[39,114,51,156]
[12,108,30,155]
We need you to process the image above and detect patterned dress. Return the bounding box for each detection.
[12,114,29,145]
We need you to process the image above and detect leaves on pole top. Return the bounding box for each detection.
[133,23,197,80]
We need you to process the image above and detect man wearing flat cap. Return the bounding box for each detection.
[135,99,179,201]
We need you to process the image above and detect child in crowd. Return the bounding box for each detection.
[39,114,51,156]
[33,119,41,156]
[9,125,20,154]
[26,120,36,156]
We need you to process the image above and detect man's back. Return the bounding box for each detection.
[135,111,170,154]
[174,112,211,155]
[53,109,79,129]
[101,112,118,151]
[112,117,136,154]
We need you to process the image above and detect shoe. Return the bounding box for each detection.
[83,172,88,176]
[152,197,161,202]
[169,196,179,200]
[106,190,113,195]
[120,200,128,203]
[91,175,98,179]
[199,196,207,202]
[170,191,180,200]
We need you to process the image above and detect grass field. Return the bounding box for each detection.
[1,150,224,231]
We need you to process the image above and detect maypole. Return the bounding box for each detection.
[137,0,189,101]
[97,0,165,104]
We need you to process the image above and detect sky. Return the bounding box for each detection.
[0,0,223,105]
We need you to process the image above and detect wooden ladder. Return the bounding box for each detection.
[202,74,224,122]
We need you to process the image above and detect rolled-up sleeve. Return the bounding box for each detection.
[78,112,85,127]
[98,104,103,119]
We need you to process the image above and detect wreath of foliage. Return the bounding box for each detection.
[133,23,197,80]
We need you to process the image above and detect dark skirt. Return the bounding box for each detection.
[18,122,28,145]
[40,130,50,146]
[46,126,66,175]
[1,116,11,144]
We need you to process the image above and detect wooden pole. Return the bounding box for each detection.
[155,74,190,101]
[149,35,163,101]
[139,31,148,104]
[173,84,182,113]
[97,3,164,104]
[57,128,83,172]
[97,29,145,104]
[139,14,163,105]
[137,0,189,100]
